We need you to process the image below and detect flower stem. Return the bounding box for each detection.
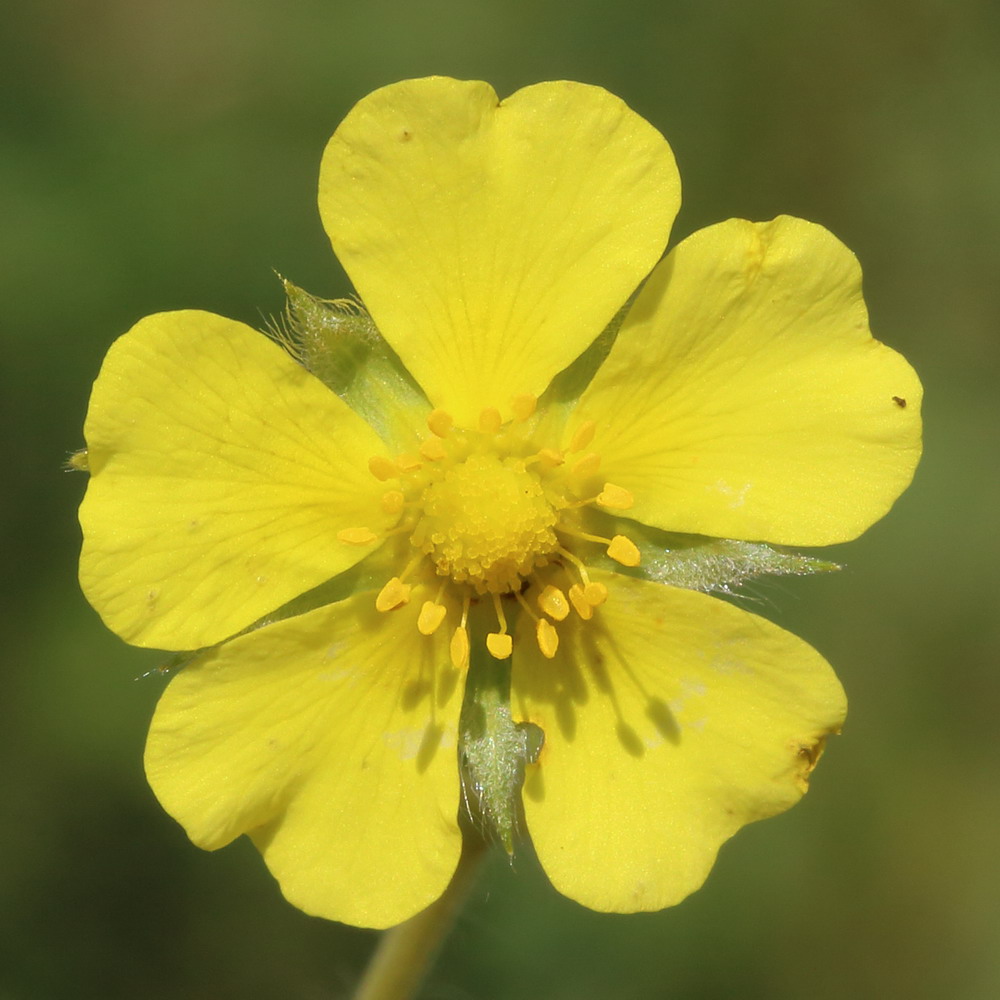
[352,833,486,1000]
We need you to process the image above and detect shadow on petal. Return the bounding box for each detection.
[416,722,444,774]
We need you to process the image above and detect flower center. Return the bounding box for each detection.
[340,400,641,668]
[411,454,558,593]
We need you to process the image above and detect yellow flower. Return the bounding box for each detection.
[78,78,922,929]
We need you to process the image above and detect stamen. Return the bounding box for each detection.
[450,594,471,670]
[515,589,538,621]
[336,527,377,545]
[583,581,608,606]
[557,545,593,586]
[450,626,470,670]
[518,587,559,657]
[492,592,509,635]
[535,448,564,468]
[559,527,610,548]
[595,483,634,510]
[427,409,454,438]
[368,455,400,481]
[511,393,537,422]
[396,453,422,472]
[536,619,559,659]
[479,407,503,435]
[417,600,448,635]
[486,632,513,659]
[419,437,447,462]
[568,583,594,620]
[571,452,601,476]
[487,593,513,659]
[568,420,596,452]
[607,535,641,567]
[376,577,411,611]
[537,584,570,621]
[380,490,405,515]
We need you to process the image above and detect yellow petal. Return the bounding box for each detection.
[145,593,463,929]
[319,77,680,426]
[575,217,922,545]
[80,311,391,650]
[512,571,846,913]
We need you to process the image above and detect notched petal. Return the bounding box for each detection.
[79,310,392,650]
[145,593,463,929]
[577,215,923,546]
[512,572,847,913]
[319,77,681,424]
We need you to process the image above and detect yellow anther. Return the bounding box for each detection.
[568,420,596,452]
[380,490,405,515]
[376,577,411,612]
[486,632,513,659]
[450,625,470,671]
[511,393,537,422]
[536,448,564,467]
[419,437,447,462]
[607,534,641,567]
[368,455,399,481]
[571,452,601,477]
[397,453,422,472]
[536,619,559,659]
[479,407,503,435]
[336,527,377,546]
[568,584,594,620]
[538,584,570,621]
[417,600,448,636]
[427,408,454,438]
[583,581,608,606]
[596,483,634,510]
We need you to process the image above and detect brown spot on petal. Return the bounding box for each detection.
[791,735,832,791]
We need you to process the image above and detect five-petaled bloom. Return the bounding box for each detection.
[78,78,921,929]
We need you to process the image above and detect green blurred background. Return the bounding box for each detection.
[2,0,997,997]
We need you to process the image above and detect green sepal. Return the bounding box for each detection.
[65,448,89,472]
[459,642,543,855]
[272,278,427,446]
[635,530,840,593]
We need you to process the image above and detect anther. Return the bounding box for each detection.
[427,409,454,438]
[376,577,411,612]
[336,527,377,545]
[419,438,447,462]
[486,632,513,659]
[538,584,570,621]
[583,581,608,606]
[568,584,594,620]
[417,601,448,636]
[479,407,503,435]
[607,535,641,567]
[396,453,422,472]
[450,625,470,670]
[511,393,537,422]
[368,455,399,481]
[536,448,564,468]
[380,490,405,515]
[571,452,601,477]
[568,421,596,453]
[536,619,559,659]
[595,483,634,510]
